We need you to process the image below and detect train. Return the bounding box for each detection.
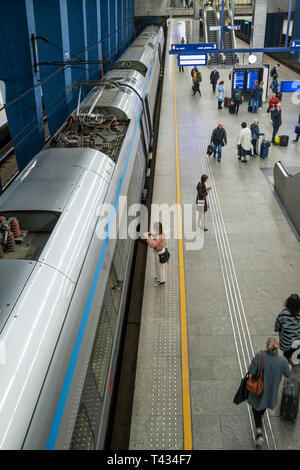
[0,25,164,450]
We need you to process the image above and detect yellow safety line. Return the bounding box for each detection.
[171,22,193,450]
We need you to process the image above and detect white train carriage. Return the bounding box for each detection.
[0,25,163,450]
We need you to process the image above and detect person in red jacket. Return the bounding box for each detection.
[268,93,279,112]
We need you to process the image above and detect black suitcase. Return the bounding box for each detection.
[280,377,300,423]
[229,103,235,114]
[277,92,282,101]
[279,135,289,147]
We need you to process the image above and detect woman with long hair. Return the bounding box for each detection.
[196,174,211,231]
[274,294,300,362]
[144,222,166,287]
[247,338,291,448]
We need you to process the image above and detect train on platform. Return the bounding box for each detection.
[0,25,164,450]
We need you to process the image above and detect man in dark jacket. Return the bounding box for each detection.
[211,123,227,162]
[210,68,220,93]
[250,80,261,113]
[271,103,282,144]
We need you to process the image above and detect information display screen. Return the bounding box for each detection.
[178,55,207,66]
[233,71,245,89]
[280,81,300,92]
[247,70,259,89]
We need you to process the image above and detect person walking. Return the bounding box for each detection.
[271,103,282,145]
[250,120,264,156]
[144,222,166,287]
[274,294,300,362]
[210,123,227,161]
[192,68,202,96]
[270,75,279,95]
[218,81,225,109]
[185,0,189,8]
[250,80,261,113]
[292,113,300,143]
[237,122,252,162]
[232,86,242,115]
[196,174,211,231]
[247,338,291,449]
[258,81,264,109]
[210,68,220,94]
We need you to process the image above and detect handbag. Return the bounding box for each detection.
[267,106,270,113]
[158,248,170,264]
[207,144,214,156]
[246,351,264,396]
[233,373,249,405]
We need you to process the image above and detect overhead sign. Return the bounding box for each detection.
[290,40,300,48]
[280,80,300,92]
[225,25,241,31]
[170,43,217,54]
[209,26,221,31]
[178,54,207,66]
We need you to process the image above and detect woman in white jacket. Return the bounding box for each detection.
[237,122,252,162]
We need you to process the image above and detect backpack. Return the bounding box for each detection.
[234,91,241,102]
[197,71,202,82]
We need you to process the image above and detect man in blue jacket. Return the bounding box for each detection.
[250,80,261,113]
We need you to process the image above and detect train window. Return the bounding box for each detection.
[70,404,95,450]
[91,303,113,400]
[147,42,154,49]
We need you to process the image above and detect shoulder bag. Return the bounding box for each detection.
[246,351,264,396]
[233,373,249,405]
[159,248,170,264]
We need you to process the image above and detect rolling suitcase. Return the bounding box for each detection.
[229,103,235,114]
[224,97,231,108]
[260,136,270,159]
[277,92,282,101]
[279,135,289,147]
[280,377,300,423]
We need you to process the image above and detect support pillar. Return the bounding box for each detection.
[33,0,73,136]
[250,0,268,66]
[0,0,44,176]
[194,0,201,19]
[96,0,104,77]
[101,0,111,73]
[292,0,300,62]
[86,0,100,81]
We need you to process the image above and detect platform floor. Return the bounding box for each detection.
[130,19,300,450]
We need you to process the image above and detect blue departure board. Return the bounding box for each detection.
[233,71,245,89]
[280,81,300,92]
[247,70,259,89]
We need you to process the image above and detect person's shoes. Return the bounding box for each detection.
[218,159,221,162]
[204,227,209,231]
[154,281,165,287]
[238,157,241,160]
[255,433,264,450]
[292,140,298,143]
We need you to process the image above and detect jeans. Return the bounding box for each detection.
[234,102,240,114]
[252,99,259,113]
[252,408,266,429]
[213,144,222,161]
[252,139,258,154]
[272,125,279,143]
[179,65,184,72]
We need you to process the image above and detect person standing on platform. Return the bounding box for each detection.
[218,81,225,109]
[210,123,227,161]
[210,68,220,94]
[144,222,166,287]
[268,92,279,116]
[258,81,264,109]
[232,86,242,115]
[250,80,261,113]
[178,41,184,72]
[292,113,300,143]
[271,103,282,145]
[247,338,291,449]
[250,120,264,156]
[237,122,252,162]
[196,174,211,231]
[185,0,189,8]
[192,69,202,96]
[274,294,300,362]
